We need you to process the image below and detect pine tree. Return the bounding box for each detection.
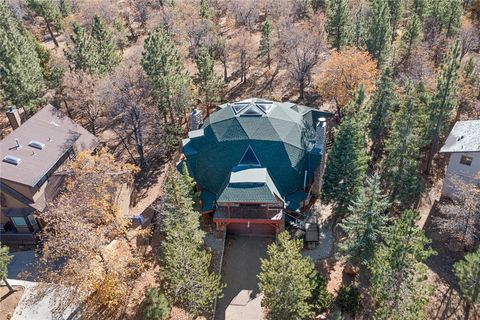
[259,19,272,68]
[339,173,390,275]
[199,0,211,19]
[382,84,426,209]
[397,13,421,66]
[91,15,120,74]
[65,22,99,73]
[142,27,191,124]
[454,248,480,320]
[368,66,397,160]
[370,210,435,320]
[0,244,13,292]
[0,1,45,108]
[366,0,392,63]
[325,0,350,50]
[59,0,72,17]
[350,8,366,49]
[159,170,223,319]
[26,0,62,47]
[258,231,317,320]
[425,40,461,175]
[445,0,461,38]
[142,288,171,320]
[195,47,222,105]
[322,87,369,215]
[387,0,403,35]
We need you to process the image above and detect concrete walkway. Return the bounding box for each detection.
[214,235,272,320]
[7,251,37,280]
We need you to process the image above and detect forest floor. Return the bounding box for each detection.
[0,286,24,320]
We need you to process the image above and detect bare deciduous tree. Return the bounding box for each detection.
[435,176,480,251]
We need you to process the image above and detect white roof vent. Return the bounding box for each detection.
[29,140,45,150]
[3,155,21,165]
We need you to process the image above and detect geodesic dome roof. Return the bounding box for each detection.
[182,98,331,208]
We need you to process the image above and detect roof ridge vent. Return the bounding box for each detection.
[3,155,21,165]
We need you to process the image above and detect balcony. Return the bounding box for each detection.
[213,206,283,221]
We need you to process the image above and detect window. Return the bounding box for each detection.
[239,146,261,166]
[27,214,37,226]
[460,155,473,166]
[11,217,27,227]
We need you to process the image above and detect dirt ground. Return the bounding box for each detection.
[0,285,24,320]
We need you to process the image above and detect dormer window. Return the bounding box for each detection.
[239,146,261,166]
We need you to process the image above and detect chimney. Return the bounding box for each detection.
[6,106,22,130]
[315,117,327,148]
[190,106,203,131]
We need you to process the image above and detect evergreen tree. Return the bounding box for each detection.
[0,244,13,292]
[0,1,45,108]
[350,8,366,49]
[91,15,121,74]
[398,13,421,65]
[258,231,317,320]
[428,0,461,38]
[142,27,191,124]
[366,0,392,63]
[195,47,222,105]
[382,84,426,209]
[368,66,397,160]
[322,87,369,215]
[425,40,461,175]
[259,19,272,69]
[339,173,390,275]
[370,210,435,320]
[387,0,404,35]
[159,170,223,319]
[199,0,212,19]
[26,0,62,47]
[454,248,480,320]
[325,0,350,50]
[65,22,99,73]
[142,288,171,320]
[59,0,72,17]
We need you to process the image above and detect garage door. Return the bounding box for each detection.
[227,222,276,236]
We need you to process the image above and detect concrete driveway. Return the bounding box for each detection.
[7,250,38,280]
[215,235,272,320]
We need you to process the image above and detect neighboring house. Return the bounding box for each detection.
[182,98,332,237]
[0,105,99,244]
[439,119,480,198]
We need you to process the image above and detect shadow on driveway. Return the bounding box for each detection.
[215,235,272,320]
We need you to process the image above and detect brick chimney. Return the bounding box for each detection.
[6,106,22,129]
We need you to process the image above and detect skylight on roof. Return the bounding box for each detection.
[239,146,261,166]
[29,140,45,150]
[3,155,21,165]
[240,105,264,117]
[232,102,250,114]
[256,101,273,113]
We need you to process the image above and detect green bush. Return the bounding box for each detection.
[142,288,170,320]
[336,284,362,316]
[312,274,333,312]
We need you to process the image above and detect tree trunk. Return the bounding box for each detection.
[221,59,228,83]
[45,19,59,47]
[299,80,305,100]
[63,99,73,118]
[131,109,146,169]
[3,277,14,293]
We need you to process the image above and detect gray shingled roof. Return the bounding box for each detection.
[0,104,99,187]
[183,98,332,207]
[440,120,480,153]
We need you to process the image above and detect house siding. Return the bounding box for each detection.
[442,151,480,197]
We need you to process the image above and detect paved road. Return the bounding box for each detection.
[215,235,272,320]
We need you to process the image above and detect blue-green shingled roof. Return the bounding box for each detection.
[183,98,332,209]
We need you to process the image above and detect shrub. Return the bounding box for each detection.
[142,288,170,320]
[312,274,333,313]
[336,284,362,316]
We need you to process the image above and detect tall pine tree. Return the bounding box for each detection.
[366,0,392,63]
[339,173,390,275]
[159,169,223,319]
[368,66,397,160]
[454,248,480,320]
[425,40,461,175]
[0,1,45,108]
[322,87,369,215]
[26,0,62,47]
[325,0,350,50]
[195,47,222,105]
[382,84,426,209]
[91,15,120,74]
[259,19,272,69]
[370,210,435,320]
[142,27,191,125]
[258,231,317,320]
